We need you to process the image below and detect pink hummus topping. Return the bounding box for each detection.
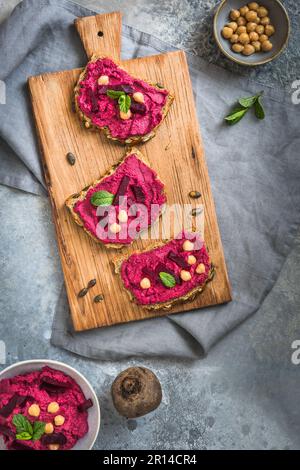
[0,367,90,450]
[74,154,166,245]
[121,232,211,305]
[77,57,169,140]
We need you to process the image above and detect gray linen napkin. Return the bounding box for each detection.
[1,0,300,360]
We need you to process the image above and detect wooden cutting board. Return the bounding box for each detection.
[28,12,232,332]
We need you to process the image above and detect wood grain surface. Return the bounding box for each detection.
[28,12,231,331]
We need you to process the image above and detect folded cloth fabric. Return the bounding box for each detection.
[1,0,300,360]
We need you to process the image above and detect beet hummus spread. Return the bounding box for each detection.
[120,232,212,305]
[74,153,166,245]
[76,57,170,141]
[0,366,93,450]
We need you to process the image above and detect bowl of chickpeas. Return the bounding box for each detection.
[213,0,290,65]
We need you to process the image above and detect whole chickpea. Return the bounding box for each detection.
[246,22,257,32]
[236,25,247,35]
[252,40,261,51]
[237,16,247,26]
[239,32,250,45]
[261,40,273,52]
[257,6,268,18]
[242,44,255,56]
[248,2,259,10]
[227,21,238,32]
[265,24,275,36]
[230,9,240,21]
[222,26,233,39]
[253,16,261,24]
[260,16,270,26]
[239,6,249,16]
[245,10,258,22]
[232,43,244,53]
[230,34,239,44]
[255,24,265,35]
[259,34,268,43]
[249,31,259,42]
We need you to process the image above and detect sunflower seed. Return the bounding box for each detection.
[94,295,104,303]
[191,208,203,216]
[87,279,97,289]
[189,191,201,199]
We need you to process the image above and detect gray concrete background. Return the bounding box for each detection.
[0,0,300,450]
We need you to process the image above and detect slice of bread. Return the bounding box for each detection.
[113,237,215,311]
[65,148,166,249]
[74,55,174,145]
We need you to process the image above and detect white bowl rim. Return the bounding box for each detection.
[0,359,100,450]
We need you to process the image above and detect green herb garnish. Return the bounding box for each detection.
[107,90,131,114]
[159,272,176,288]
[225,92,265,125]
[13,414,46,442]
[91,190,114,207]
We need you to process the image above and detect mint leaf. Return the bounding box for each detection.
[118,94,131,113]
[13,414,33,436]
[238,94,259,108]
[225,107,248,125]
[32,421,46,441]
[254,96,265,119]
[159,272,176,288]
[16,432,32,441]
[106,90,125,99]
[91,190,114,207]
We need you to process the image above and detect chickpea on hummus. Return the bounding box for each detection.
[0,367,93,450]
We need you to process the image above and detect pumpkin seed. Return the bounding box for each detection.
[191,208,203,216]
[189,191,201,199]
[66,152,76,166]
[156,83,164,89]
[94,294,104,303]
[78,288,88,298]
[87,279,97,289]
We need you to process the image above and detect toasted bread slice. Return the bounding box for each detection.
[74,56,174,145]
[113,234,215,310]
[65,148,166,249]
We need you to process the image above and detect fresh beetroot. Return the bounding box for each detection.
[10,440,34,450]
[168,251,190,269]
[113,175,130,206]
[0,424,15,439]
[130,102,146,114]
[87,89,99,113]
[0,394,20,418]
[131,185,145,203]
[41,433,67,446]
[77,398,93,413]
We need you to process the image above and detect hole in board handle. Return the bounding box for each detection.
[98,31,104,37]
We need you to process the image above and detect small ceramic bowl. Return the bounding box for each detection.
[0,360,100,450]
[214,0,290,66]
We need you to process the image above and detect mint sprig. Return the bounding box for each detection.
[107,90,131,114]
[225,92,265,125]
[91,190,114,207]
[13,414,46,442]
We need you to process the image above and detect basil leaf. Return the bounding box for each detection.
[106,90,125,99]
[91,190,114,207]
[16,432,32,441]
[225,107,248,125]
[32,421,46,441]
[118,94,131,114]
[238,93,260,108]
[254,96,265,119]
[13,414,33,435]
[159,272,176,288]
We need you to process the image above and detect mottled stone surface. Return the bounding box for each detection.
[0,0,300,450]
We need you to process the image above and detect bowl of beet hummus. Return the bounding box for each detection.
[0,360,100,450]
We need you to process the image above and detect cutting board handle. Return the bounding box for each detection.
[74,12,122,60]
